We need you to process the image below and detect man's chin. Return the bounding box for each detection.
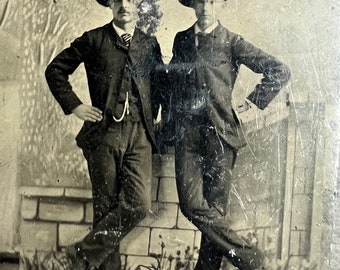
[198,18,215,29]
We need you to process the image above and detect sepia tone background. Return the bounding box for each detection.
[0,0,339,269]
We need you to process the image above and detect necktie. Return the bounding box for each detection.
[196,32,210,49]
[121,33,132,47]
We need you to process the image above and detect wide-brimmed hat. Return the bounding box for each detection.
[96,0,110,7]
[179,0,226,8]
[179,0,194,8]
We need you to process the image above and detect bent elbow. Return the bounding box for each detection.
[283,64,291,83]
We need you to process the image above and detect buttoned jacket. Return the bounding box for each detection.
[45,22,163,150]
[168,23,290,149]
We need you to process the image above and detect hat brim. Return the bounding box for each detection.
[96,0,110,7]
[179,0,194,8]
[179,0,227,8]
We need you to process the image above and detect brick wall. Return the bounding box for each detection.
[280,103,325,269]
[18,108,294,269]
[18,154,201,270]
[0,1,337,269]
[229,107,289,268]
[17,102,336,270]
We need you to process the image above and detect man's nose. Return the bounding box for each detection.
[201,1,211,11]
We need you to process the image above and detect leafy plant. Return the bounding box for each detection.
[19,249,71,270]
[134,235,198,270]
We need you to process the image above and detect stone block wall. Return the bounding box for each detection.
[18,154,201,270]
[16,102,336,270]
[17,109,294,269]
[281,103,325,269]
[229,108,289,266]
[1,1,337,269]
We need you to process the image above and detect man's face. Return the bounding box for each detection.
[110,0,139,26]
[194,0,225,30]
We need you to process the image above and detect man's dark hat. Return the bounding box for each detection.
[179,0,226,8]
[96,0,110,7]
[179,0,194,8]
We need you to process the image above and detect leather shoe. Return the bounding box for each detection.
[62,245,89,270]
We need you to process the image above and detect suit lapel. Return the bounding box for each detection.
[106,22,126,50]
[179,26,197,62]
[209,23,226,49]
[107,25,150,67]
[194,23,231,64]
[176,24,227,62]
[128,28,149,65]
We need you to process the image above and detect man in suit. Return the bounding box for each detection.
[45,0,163,269]
[162,0,291,269]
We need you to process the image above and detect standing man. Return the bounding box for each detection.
[163,0,291,269]
[45,0,163,269]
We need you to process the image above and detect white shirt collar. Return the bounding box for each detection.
[194,21,219,35]
[112,21,135,37]
[194,21,219,46]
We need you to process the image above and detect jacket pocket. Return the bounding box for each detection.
[75,122,103,151]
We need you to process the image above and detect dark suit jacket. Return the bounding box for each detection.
[45,22,164,150]
[167,23,290,149]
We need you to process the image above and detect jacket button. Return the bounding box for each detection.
[142,94,146,98]
[202,83,207,87]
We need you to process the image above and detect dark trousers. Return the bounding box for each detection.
[79,121,152,269]
[175,115,264,270]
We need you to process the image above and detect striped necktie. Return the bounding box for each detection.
[121,33,132,47]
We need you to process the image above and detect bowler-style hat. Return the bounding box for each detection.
[96,0,110,7]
